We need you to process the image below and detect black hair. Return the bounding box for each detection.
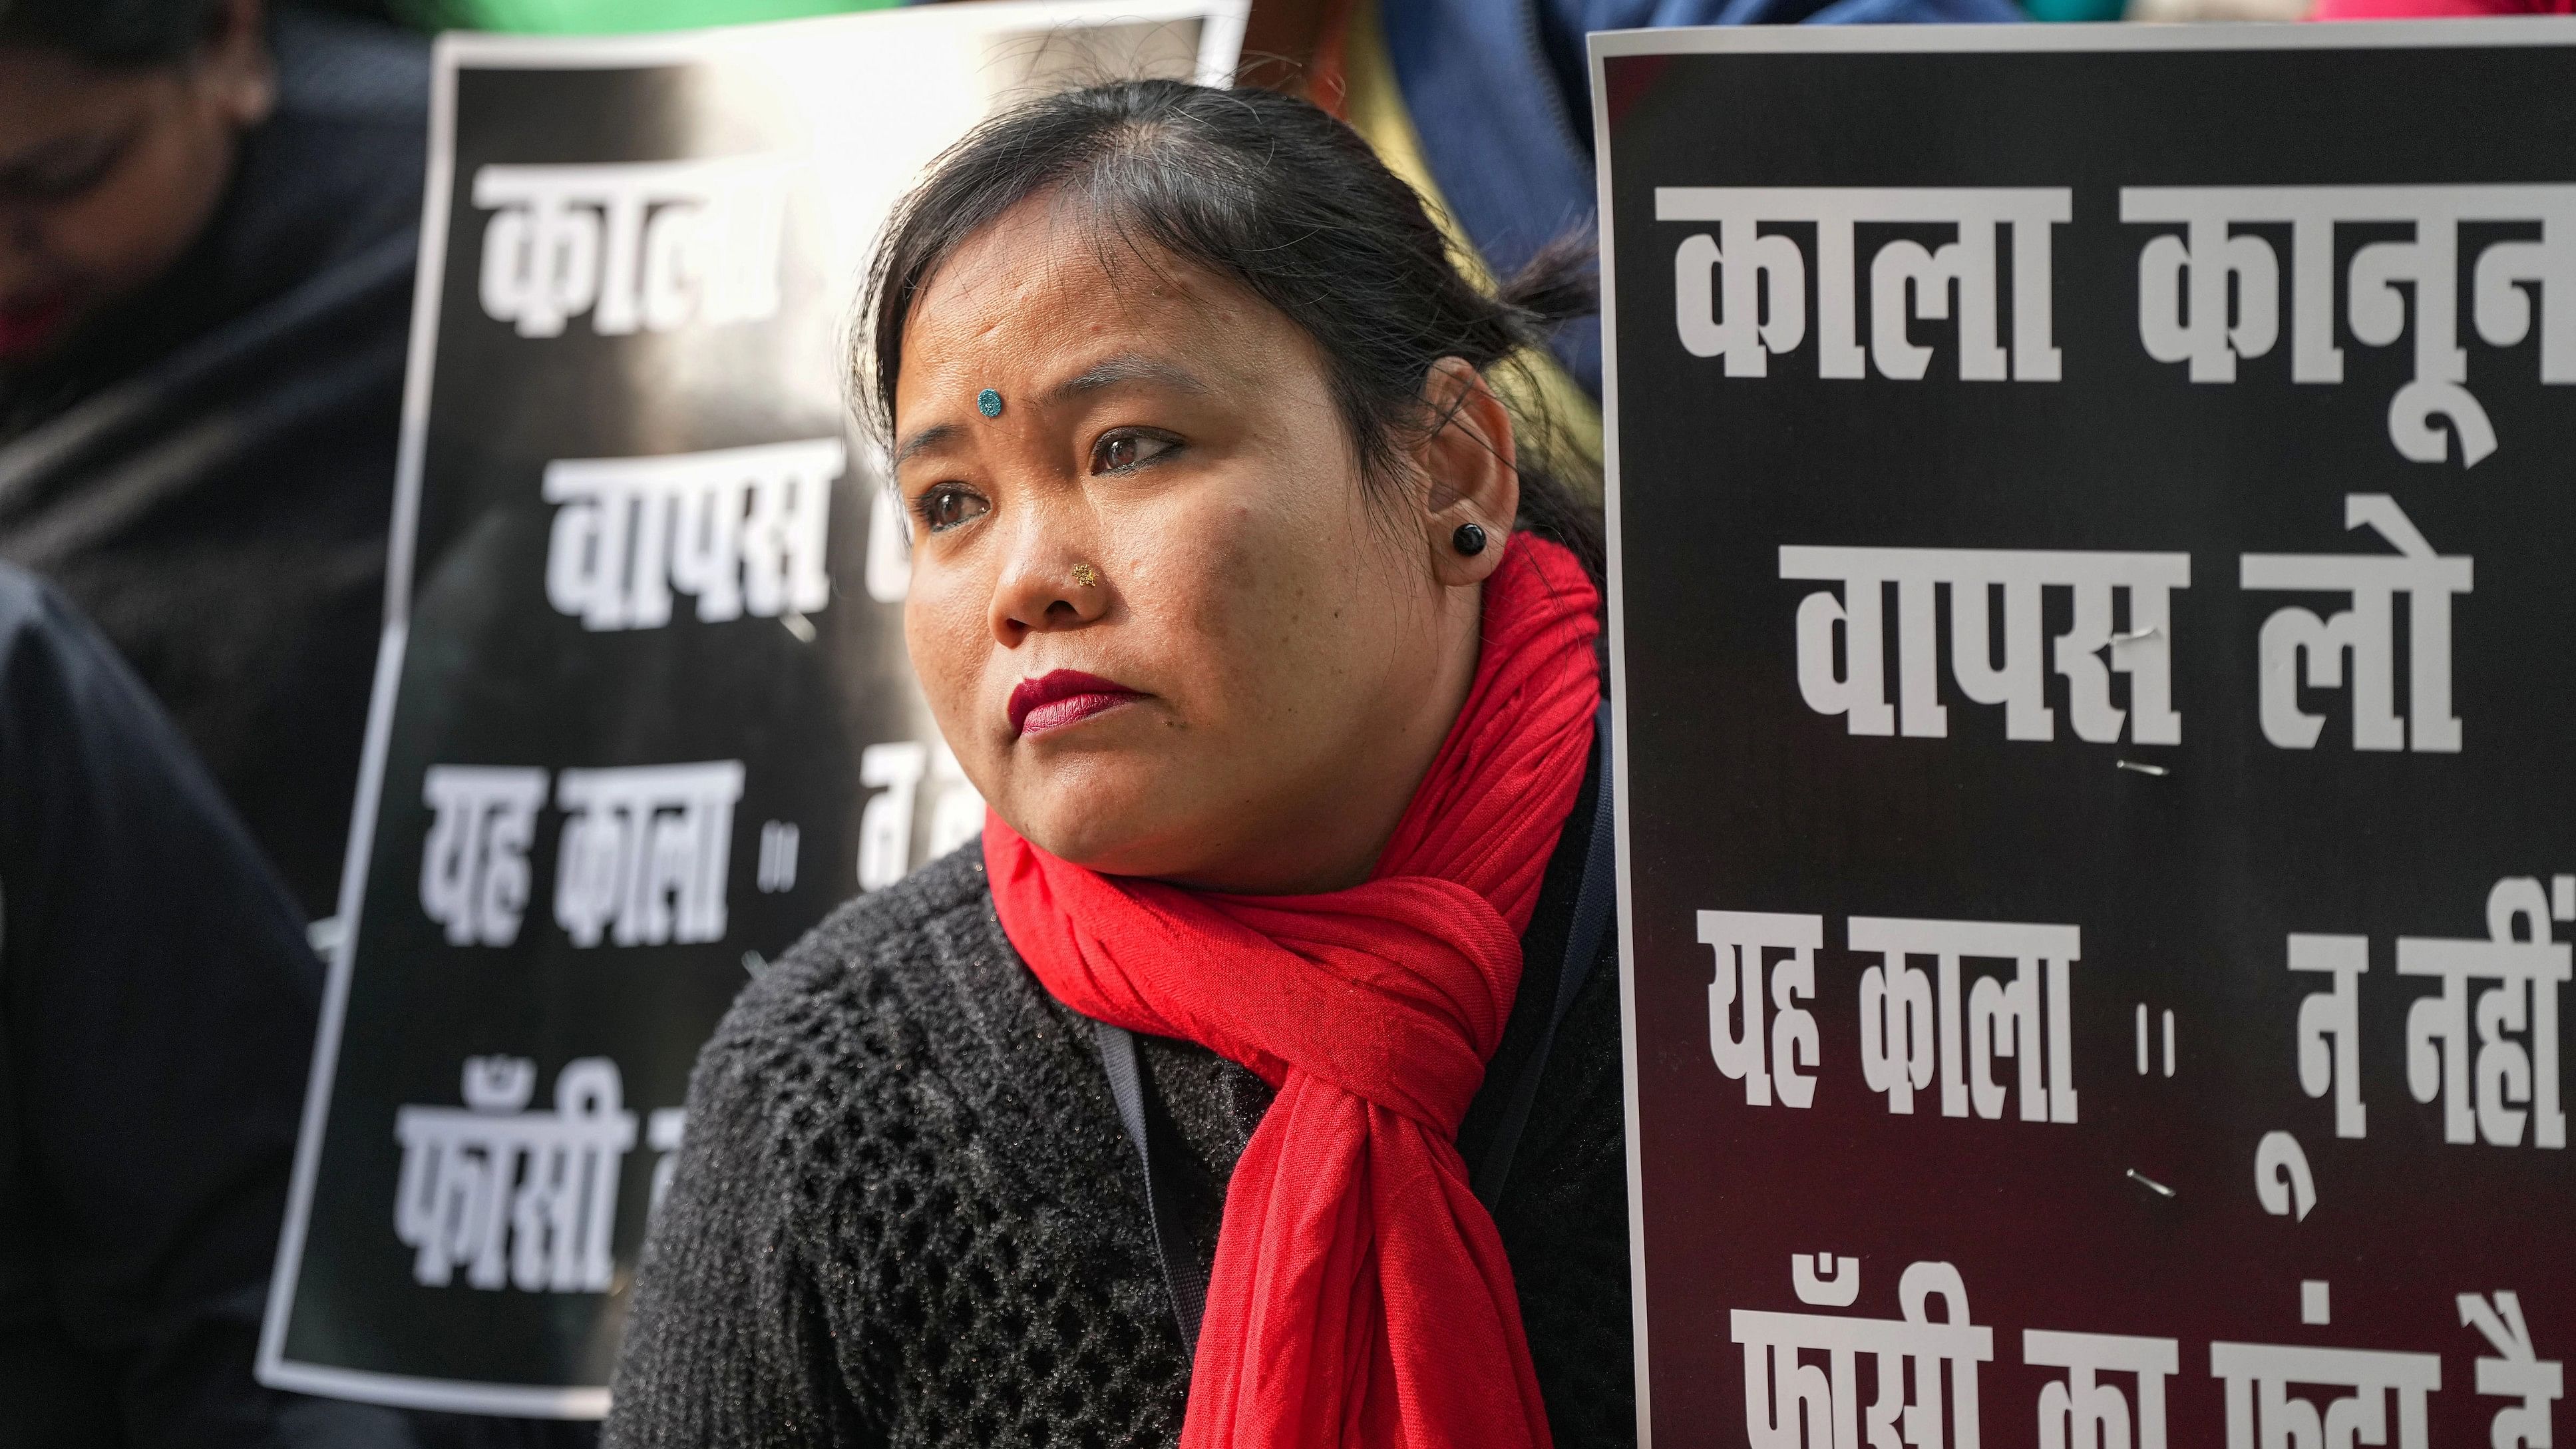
[0,0,227,64]
[0,0,409,66]
[860,78,1604,584]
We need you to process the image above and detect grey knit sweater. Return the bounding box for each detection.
[603,753,1632,1448]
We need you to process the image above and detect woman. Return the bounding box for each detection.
[0,0,425,921]
[609,79,1630,1449]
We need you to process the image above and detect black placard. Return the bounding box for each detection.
[1597,23,2575,1449]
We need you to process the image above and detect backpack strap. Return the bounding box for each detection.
[1471,701,1616,1213]
[1093,1018,1207,1354]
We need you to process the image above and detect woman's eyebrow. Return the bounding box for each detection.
[1049,355,1212,402]
[890,421,962,470]
[891,357,1206,467]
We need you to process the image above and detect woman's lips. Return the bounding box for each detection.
[1008,669,1143,739]
[0,292,75,361]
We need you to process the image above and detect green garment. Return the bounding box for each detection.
[443,0,894,34]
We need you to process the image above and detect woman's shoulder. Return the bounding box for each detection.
[657,833,1152,1303]
[616,845,1026,1444]
[699,842,1004,1084]
[684,837,1117,1180]
[787,836,1000,973]
[624,841,1189,1446]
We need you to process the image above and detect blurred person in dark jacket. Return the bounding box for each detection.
[0,12,600,1447]
[0,0,427,927]
[0,560,429,1446]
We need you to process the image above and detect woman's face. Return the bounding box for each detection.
[0,0,274,368]
[892,197,1516,894]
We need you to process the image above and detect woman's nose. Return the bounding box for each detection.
[988,517,1110,645]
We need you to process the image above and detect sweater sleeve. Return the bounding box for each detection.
[602,979,872,1449]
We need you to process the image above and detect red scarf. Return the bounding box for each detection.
[986,533,1601,1449]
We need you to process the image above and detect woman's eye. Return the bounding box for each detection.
[7,136,124,202]
[1090,431,1177,475]
[915,484,990,534]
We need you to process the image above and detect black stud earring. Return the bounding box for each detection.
[1452,522,1488,557]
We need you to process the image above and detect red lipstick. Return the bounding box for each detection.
[0,292,74,361]
[1008,670,1143,739]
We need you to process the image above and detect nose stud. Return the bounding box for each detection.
[1071,562,1100,588]
[977,388,1004,418]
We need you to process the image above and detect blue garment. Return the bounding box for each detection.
[1381,0,2024,396]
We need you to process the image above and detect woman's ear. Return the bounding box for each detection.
[199,0,278,131]
[1415,357,1519,588]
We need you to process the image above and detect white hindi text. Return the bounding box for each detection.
[416,750,981,946]
[2291,931,2370,1140]
[1700,909,2081,1124]
[2462,1292,2565,1449]
[393,1056,638,1292]
[2029,1329,2179,1449]
[2402,877,2569,1149]
[1736,1257,1994,1449]
[419,765,548,947]
[544,439,840,633]
[856,739,985,893]
[1734,1262,2560,1449]
[2284,874,2568,1149]
[1655,182,2576,463]
[1777,500,2478,755]
[2124,185,2576,467]
[2210,1341,2440,1449]
[474,157,791,339]
[2241,495,2470,755]
[1662,187,2070,383]
[1781,545,2187,745]
[554,760,745,949]
[417,759,743,949]
[1702,911,1822,1110]
[1853,915,2080,1123]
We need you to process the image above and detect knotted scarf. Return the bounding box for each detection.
[985,532,1601,1449]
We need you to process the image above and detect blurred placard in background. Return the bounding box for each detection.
[258,1,1245,1416]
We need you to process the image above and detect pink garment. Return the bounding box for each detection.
[2311,0,2572,19]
